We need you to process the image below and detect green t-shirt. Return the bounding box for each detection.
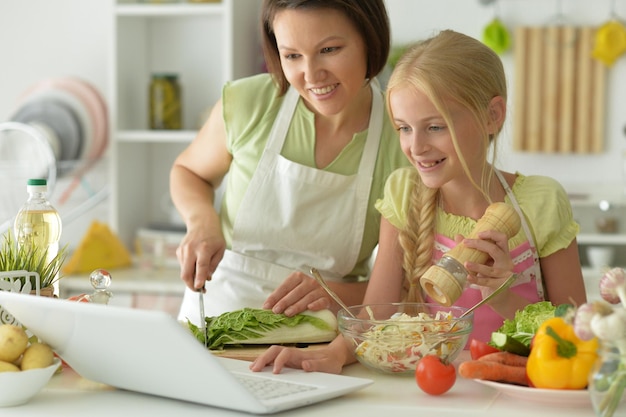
[220,74,410,279]
[375,166,579,257]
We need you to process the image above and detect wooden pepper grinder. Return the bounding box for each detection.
[420,202,521,306]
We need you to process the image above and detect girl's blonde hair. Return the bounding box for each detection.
[385,30,507,302]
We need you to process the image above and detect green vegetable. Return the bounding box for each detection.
[492,301,557,348]
[491,332,531,356]
[554,303,575,318]
[188,308,338,350]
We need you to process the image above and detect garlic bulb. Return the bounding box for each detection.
[599,267,626,307]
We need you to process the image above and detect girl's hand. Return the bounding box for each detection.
[176,220,226,291]
[263,271,331,316]
[461,229,515,300]
[249,343,346,375]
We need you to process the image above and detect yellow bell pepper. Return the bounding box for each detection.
[526,317,599,389]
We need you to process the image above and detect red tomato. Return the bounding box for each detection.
[415,355,456,395]
[469,338,500,360]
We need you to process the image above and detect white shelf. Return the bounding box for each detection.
[109,0,262,249]
[117,129,196,143]
[566,183,626,207]
[115,3,224,17]
[578,234,626,245]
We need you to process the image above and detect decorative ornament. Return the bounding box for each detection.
[592,20,626,67]
[482,18,511,55]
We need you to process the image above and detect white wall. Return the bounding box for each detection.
[0,0,112,246]
[0,0,110,116]
[0,0,624,237]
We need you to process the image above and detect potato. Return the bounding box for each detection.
[0,360,20,373]
[0,324,29,362]
[20,342,54,371]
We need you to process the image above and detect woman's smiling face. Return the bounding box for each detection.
[272,7,368,116]
[389,87,485,190]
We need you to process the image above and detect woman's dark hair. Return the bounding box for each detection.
[261,0,390,95]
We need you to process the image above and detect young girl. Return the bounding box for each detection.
[251,29,586,375]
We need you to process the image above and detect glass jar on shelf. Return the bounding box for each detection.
[149,73,182,130]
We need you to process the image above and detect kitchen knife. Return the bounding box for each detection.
[198,289,207,348]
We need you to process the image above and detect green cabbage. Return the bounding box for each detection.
[188,308,338,350]
[493,301,557,347]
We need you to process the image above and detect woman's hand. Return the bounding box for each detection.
[249,338,350,375]
[176,217,226,291]
[263,271,331,316]
[170,99,231,292]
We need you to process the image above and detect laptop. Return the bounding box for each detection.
[0,291,372,414]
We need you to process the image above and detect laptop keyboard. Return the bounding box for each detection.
[235,374,318,400]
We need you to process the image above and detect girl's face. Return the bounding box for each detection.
[389,87,485,190]
[272,8,368,117]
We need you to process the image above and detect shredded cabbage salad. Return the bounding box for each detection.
[353,310,467,373]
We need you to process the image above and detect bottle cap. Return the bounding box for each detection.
[151,73,179,80]
[26,178,48,194]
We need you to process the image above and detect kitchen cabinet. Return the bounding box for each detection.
[569,186,626,299]
[109,0,262,250]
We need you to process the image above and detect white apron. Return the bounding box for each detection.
[178,82,383,324]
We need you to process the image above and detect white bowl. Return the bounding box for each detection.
[0,358,61,407]
[587,246,615,270]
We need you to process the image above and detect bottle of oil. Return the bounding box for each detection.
[14,178,62,295]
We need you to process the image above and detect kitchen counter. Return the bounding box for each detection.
[59,267,184,316]
[3,352,622,417]
[59,267,183,296]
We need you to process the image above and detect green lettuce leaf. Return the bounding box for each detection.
[493,301,556,347]
[188,308,337,350]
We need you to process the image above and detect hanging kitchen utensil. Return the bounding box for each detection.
[481,0,511,55]
[592,0,626,67]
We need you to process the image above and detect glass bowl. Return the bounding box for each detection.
[338,303,473,375]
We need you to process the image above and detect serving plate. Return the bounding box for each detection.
[473,379,593,405]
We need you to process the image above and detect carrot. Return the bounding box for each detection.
[478,351,528,367]
[458,360,529,386]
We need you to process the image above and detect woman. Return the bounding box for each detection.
[250,29,586,374]
[171,0,408,324]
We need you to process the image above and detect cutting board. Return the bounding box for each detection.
[513,25,606,154]
[211,343,330,362]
